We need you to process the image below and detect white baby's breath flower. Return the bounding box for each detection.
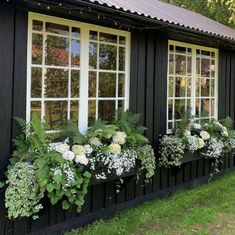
[84,144,93,155]
[62,150,75,161]
[200,131,210,140]
[108,143,121,154]
[72,145,86,155]
[112,131,127,145]
[197,138,205,149]
[75,154,88,165]
[56,143,70,154]
[89,137,102,147]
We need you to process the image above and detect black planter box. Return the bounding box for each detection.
[182,152,204,163]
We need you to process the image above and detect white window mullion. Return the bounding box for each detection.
[191,47,196,117]
[79,26,89,133]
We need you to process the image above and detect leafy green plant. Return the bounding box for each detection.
[5,161,44,220]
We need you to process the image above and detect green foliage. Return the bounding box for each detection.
[220,116,233,130]
[136,145,156,182]
[5,162,44,220]
[61,121,86,145]
[36,150,91,213]
[0,181,5,189]
[114,109,148,146]
[12,114,51,160]
[174,110,192,138]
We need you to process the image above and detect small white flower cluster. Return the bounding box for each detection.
[185,135,199,153]
[112,131,127,145]
[89,149,137,179]
[201,137,224,159]
[53,143,92,166]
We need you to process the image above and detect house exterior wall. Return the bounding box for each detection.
[1,3,235,234]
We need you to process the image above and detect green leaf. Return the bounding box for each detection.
[0,181,4,189]
[62,200,71,210]
[53,174,63,184]
[50,195,59,205]
[83,171,92,179]
[39,179,48,188]
[46,183,55,193]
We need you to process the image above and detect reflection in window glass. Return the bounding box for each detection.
[71,40,80,67]
[33,20,43,31]
[100,32,117,43]
[70,101,79,125]
[99,73,116,97]
[71,70,80,98]
[32,34,43,64]
[31,67,42,98]
[167,41,217,132]
[98,100,115,121]
[31,101,41,118]
[46,22,69,35]
[89,43,97,69]
[99,44,117,70]
[46,36,69,66]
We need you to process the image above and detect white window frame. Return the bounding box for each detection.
[167,40,219,133]
[27,13,131,133]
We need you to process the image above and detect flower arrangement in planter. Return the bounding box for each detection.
[159,113,235,176]
[2,110,156,220]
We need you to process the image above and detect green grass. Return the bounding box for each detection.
[66,172,235,235]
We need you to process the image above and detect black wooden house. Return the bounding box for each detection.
[1,0,235,234]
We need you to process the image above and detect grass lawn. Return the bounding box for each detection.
[66,172,235,235]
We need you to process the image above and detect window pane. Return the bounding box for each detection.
[201,99,210,117]
[175,77,185,97]
[118,74,125,97]
[119,36,126,45]
[169,45,174,52]
[89,43,97,69]
[175,99,185,119]
[201,58,210,77]
[187,57,192,75]
[196,58,200,76]
[211,99,215,116]
[46,22,69,35]
[211,79,215,97]
[32,33,43,64]
[71,39,80,67]
[211,60,215,78]
[72,27,80,38]
[119,47,125,71]
[186,78,191,97]
[98,100,115,121]
[46,35,69,66]
[175,46,186,54]
[89,31,98,40]
[196,99,200,117]
[175,55,186,75]
[99,44,117,70]
[71,70,80,98]
[201,79,210,97]
[45,68,68,98]
[118,100,124,109]
[88,100,96,126]
[33,20,43,31]
[169,54,174,75]
[196,78,200,97]
[168,77,174,97]
[70,100,79,125]
[99,73,116,97]
[168,99,173,120]
[45,101,68,130]
[100,32,117,43]
[31,67,42,98]
[89,72,97,97]
[31,101,41,118]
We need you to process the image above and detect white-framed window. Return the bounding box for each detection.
[167,40,218,132]
[27,13,130,132]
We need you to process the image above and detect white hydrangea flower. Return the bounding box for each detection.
[75,154,89,165]
[185,135,199,152]
[222,130,228,137]
[89,137,102,147]
[108,143,121,154]
[200,131,210,140]
[112,131,127,145]
[84,144,93,155]
[62,150,75,161]
[192,123,201,130]
[72,145,86,155]
[197,138,205,149]
[184,130,191,136]
[56,143,70,154]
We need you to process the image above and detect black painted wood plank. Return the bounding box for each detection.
[13,218,29,235]
[125,177,135,201]
[0,2,15,180]
[116,184,126,204]
[191,161,197,179]
[183,163,191,182]
[204,159,210,177]
[176,167,183,185]
[152,166,160,192]
[92,184,105,212]
[144,180,153,195]
[160,168,168,189]
[80,187,92,216]
[135,175,145,198]
[168,168,176,187]
[104,181,116,208]
[197,159,204,178]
